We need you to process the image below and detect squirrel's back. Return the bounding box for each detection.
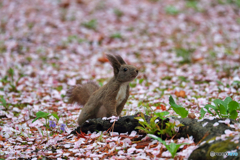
[67,81,99,105]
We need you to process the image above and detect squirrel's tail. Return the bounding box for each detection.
[66,81,100,105]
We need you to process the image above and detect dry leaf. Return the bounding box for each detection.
[98,57,109,63]
[188,113,196,119]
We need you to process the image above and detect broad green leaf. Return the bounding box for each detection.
[200,108,206,119]
[205,104,217,110]
[224,97,233,106]
[229,110,238,120]
[214,99,224,107]
[169,96,188,118]
[36,111,50,118]
[129,82,137,88]
[222,97,232,110]
[168,142,187,158]
[228,101,239,113]
[139,79,144,84]
[169,95,177,106]
[219,104,227,116]
[32,111,50,123]
[148,134,187,158]
[51,112,60,121]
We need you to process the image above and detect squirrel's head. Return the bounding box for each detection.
[106,54,138,83]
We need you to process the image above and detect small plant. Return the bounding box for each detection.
[155,112,184,137]
[82,19,97,30]
[130,78,144,88]
[135,111,182,138]
[165,5,180,15]
[135,113,160,134]
[0,67,24,92]
[97,132,104,142]
[232,80,240,89]
[200,97,240,119]
[0,97,7,109]
[148,134,188,158]
[114,8,124,18]
[169,95,188,118]
[218,0,240,8]
[186,0,200,11]
[32,111,60,139]
[175,48,195,64]
[135,96,186,137]
[110,33,123,39]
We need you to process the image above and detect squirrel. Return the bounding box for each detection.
[67,54,138,126]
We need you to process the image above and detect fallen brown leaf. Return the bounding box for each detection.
[175,90,186,98]
[98,57,109,63]
[188,113,196,119]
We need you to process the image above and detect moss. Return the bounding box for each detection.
[206,138,238,159]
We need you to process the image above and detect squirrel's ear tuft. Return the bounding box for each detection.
[106,54,121,77]
[115,54,126,65]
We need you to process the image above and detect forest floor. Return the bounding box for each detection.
[0,0,240,159]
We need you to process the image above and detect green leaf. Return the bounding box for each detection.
[216,80,224,86]
[129,82,137,88]
[214,99,228,111]
[82,19,97,30]
[165,5,179,15]
[203,104,215,116]
[110,33,122,39]
[169,96,188,118]
[232,80,240,87]
[229,110,238,120]
[32,111,50,123]
[219,104,227,116]
[213,99,222,106]
[168,142,187,158]
[114,8,124,18]
[169,95,177,106]
[36,111,50,118]
[224,97,233,106]
[150,116,158,124]
[139,79,144,84]
[135,116,151,130]
[148,134,187,158]
[32,117,40,123]
[51,112,60,121]
[205,104,217,111]
[148,134,166,145]
[154,111,169,120]
[0,97,7,108]
[8,68,14,77]
[135,126,149,133]
[200,108,206,119]
[228,101,239,113]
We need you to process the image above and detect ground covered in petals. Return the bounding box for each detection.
[0,0,240,159]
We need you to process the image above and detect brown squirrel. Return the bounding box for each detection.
[67,54,138,126]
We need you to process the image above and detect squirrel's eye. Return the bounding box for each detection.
[123,68,128,72]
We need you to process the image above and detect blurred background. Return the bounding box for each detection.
[0,0,240,117]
